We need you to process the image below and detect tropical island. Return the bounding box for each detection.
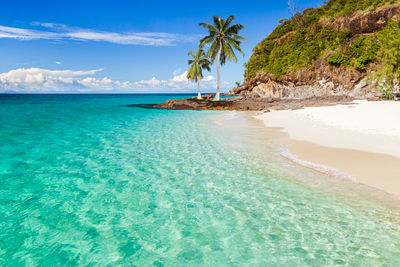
[155,0,400,196]
[156,0,400,110]
[3,0,400,264]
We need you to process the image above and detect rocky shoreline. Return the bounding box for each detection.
[233,3,400,102]
[146,94,359,111]
[147,4,400,113]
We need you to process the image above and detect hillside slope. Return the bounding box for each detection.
[233,0,400,99]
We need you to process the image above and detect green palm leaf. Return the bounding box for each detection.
[186,47,211,99]
[198,15,247,100]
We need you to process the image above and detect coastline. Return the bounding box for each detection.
[154,95,355,111]
[253,100,400,197]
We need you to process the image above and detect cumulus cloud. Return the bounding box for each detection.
[0,22,199,46]
[132,71,218,92]
[0,68,103,91]
[170,72,188,83]
[0,68,221,93]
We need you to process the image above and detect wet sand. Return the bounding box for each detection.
[289,141,400,196]
[252,101,400,197]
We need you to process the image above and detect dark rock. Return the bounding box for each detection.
[153,95,355,111]
[229,60,377,99]
[367,97,381,101]
[329,5,400,34]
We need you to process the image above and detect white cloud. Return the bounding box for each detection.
[0,22,200,46]
[172,68,181,76]
[132,71,217,92]
[170,71,188,83]
[204,75,215,82]
[0,68,102,92]
[55,61,61,65]
[135,77,164,87]
[0,68,222,93]
[0,25,59,40]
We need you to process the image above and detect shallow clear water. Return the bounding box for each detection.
[1,94,400,266]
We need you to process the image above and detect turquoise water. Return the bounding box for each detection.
[1,94,400,266]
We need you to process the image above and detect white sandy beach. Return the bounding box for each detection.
[255,100,400,196]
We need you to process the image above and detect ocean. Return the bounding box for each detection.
[1,94,400,266]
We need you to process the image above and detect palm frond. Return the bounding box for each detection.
[223,42,238,63]
[187,64,197,82]
[227,38,245,57]
[199,16,246,66]
[223,15,235,30]
[201,61,211,72]
[220,52,227,66]
[212,16,224,31]
[226,24,245,34]
[195,64,203,80]
[207,41,219,64]
[195,49,202,57]
[198,22,217,33]
[186,47,211,83]
[199,35,215,47]
[230,34,248,42]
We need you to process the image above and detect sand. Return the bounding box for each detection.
[254,100,400,197]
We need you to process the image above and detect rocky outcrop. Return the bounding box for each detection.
[234,4,400,100]
[328,4,400,34]
[154,97,268,111]
[275,31,296,45]
[231,59,376,99]
[152,95,355,111]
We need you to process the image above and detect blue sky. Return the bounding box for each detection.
[0,0,321,93]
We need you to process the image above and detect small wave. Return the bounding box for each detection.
[278,146,356,182]
[213,111,238,126]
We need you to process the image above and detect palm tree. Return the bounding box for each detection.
[199,15,247,100]
[186,48,211,100]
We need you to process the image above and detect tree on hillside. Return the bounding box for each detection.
[199,15,247,100]
[187,48,211,100]
[288,0,303,27]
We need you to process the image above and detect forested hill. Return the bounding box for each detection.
[235,0,400,99]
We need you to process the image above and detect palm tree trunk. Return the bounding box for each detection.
[215,41,222,101]
[197,80,202,99]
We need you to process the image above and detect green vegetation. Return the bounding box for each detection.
[186,48,211,100]
[323,0,398,17]
[246,25,352,78]
[245,0,399,83]
[186,16,246,100]
[199,15,247,100]
[369,19,400,98]
[326,35,379,71]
